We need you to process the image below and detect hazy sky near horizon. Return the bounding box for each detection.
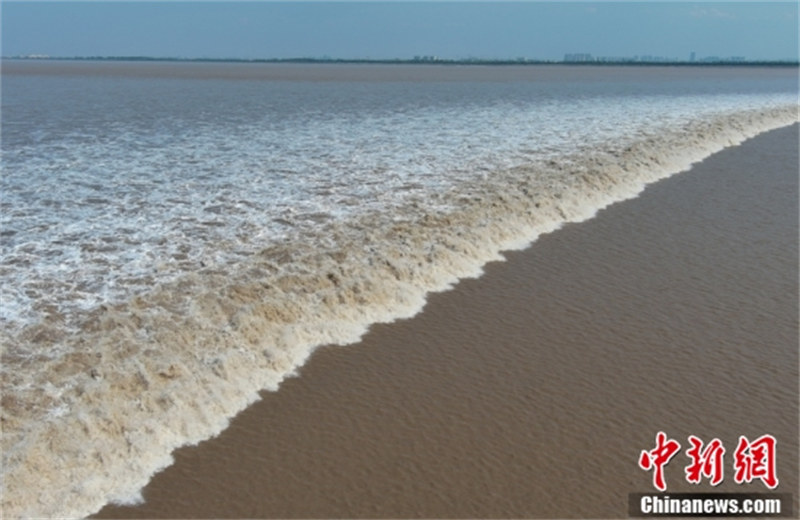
[2,2,798,62]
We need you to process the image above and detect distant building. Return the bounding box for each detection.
[697,55,746,63]
[561,51,751,65]
[563,53,593,63]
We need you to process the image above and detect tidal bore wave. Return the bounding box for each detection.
[1,106,798,518]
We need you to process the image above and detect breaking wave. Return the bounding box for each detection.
[1,103,798,517]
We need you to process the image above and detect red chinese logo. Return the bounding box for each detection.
[733,434,779,489]
[639,432,778,491]
[639,431,681,492]
[685,435,725,486]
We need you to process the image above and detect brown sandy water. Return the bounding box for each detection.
[96,124,799,518]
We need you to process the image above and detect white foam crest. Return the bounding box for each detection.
[1,105,797,518]
[1,87,795,333]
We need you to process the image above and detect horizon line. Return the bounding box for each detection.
[3,56,799,67]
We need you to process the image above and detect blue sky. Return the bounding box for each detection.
[2,2,798,62]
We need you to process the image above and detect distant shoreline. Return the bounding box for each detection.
[3,56,799,67]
